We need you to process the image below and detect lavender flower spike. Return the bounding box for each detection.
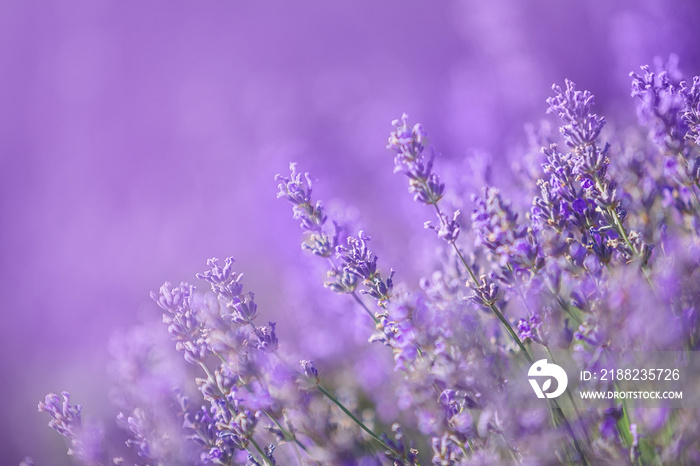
[387,113,427,169]
[681,76,700,146]
[151,281,209,364]
[196,256,244,303]
[630,57,688,151]
[298,359,319,390]
[38,392,103,461]
[276,163,337,257]
[388,113,446,206]
[336,231,395,308]
[388,114,458,246]
[547,79,606,149]
[276,163,383,323]
[38,392,83,440]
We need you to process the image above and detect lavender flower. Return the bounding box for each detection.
[472,186,542,272]
[38,392,83,440]
[630,57,700,234]
[386,114,445,206]
[35,59,700,466]
[247,444,277,466]
[681,76,700,146]
[388,114,458,244]
[547,79,606,150]
[196,257,244,302]
[116,408,153,460]
[336,231,395,308]
[517,313,544,345]
[151,281,209,365]
[276,163,338,258]
[38,392,104,463]
[630,56,688,151]
[299,359,318,384]
[253,322,279,353]
[536,79,657,269]
[379,424,419,465]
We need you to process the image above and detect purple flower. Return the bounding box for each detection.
[681,75,700,146]
[425,210,461,244]
[196,257,244,303]
[151,281,209,364]
[248,444,277,466]
[387,113,427,165]
[431,434,463,465]
[630,56,688,151]
[572,198,587,214]
[38,392,82,439]
[117,408,153,459]
[472,187,541,271]
[468,274,500,307]
[298,360,319,389]
[34,56,700,466]
[379,424,418,465]
[517,313,544,345]
[254,322,279,353]
[276,163,337,257]
[600,404,623,440]
[336,231,394,308]
[300,359,318,379]
[38,392,104,462]
[547,79,606,149]
[388,113,445,206]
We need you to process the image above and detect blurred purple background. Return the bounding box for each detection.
[3,1,700,463]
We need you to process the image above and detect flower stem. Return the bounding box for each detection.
[428,201,589,464]
[449,238,534,364]
[350,290,380,325]
[328,257,380,325]
[249,437,271,466]
[545,345,590,445]
[316,385,402,458]
[593,173,657,293]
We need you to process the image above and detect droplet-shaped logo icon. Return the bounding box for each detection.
[528,359,568,399]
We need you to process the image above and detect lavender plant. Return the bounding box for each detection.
[34,59,700,465]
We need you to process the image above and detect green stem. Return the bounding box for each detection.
[217,349,311,458]
[350,290,380,325]
[414,178,589,463]
[317,385,402,458]
[614,382,634,449]
[466,438,475,454]
[427,199,591,464]
[555,292,584,325]
[592,174,657,294]
[458,442,470,460]
[194,360,264,464]
[445,236,534,363]
[545,346,590,445]
[451,236,590,463]
[427,199,532,360]
[500,433,522,465]
[261,407,309,453]
[249,437,271,466]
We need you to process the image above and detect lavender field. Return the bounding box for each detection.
[4,1,700,465]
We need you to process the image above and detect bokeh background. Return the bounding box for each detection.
[2,1,700,464]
